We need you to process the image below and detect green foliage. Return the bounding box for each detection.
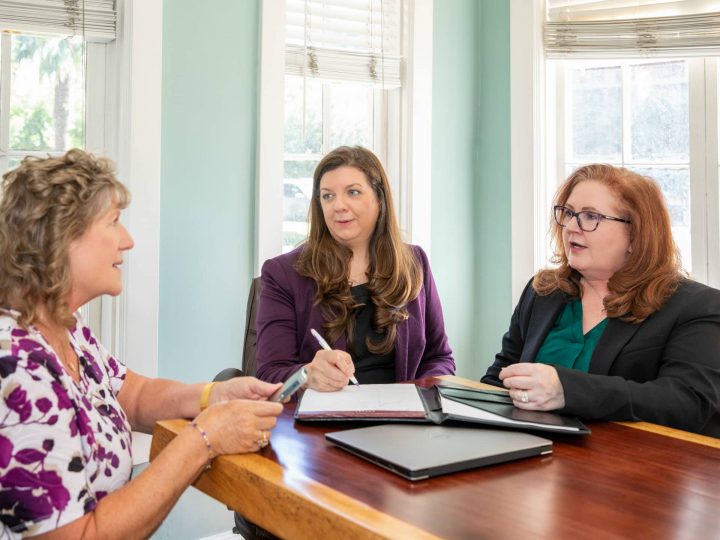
[11,34,84,151]
[11,104,50,151]
[69,114,84,148]
[13,35,83,81]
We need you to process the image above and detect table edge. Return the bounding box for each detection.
[151,419,441,540]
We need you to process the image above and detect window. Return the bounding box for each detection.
[0,0,116,171]
[548,58,701,272]
[282,77,395,251]
[257,0,433,267]
[0,0,117,334]
[281,0,402,252]
[0,33,85,174]
[536,1,720,285]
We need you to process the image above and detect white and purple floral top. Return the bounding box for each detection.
[0,309,132,538]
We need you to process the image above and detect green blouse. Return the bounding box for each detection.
[536,299,608,372]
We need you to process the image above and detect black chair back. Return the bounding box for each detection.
[242,276,262,377]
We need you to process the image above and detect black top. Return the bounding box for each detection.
[349,284,396,384]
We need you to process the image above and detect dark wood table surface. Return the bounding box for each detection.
[150,376,720,539]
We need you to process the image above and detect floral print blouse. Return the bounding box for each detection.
[0,309,132,538]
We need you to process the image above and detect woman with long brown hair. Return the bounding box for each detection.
[256,146,455,390]
[483,164,720,436]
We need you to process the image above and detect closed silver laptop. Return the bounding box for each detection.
[326,424,552,481]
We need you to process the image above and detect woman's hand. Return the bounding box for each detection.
[305,349,355,391]
[499,363,566,411]
[210,377,282,405]
[196,399,283,455]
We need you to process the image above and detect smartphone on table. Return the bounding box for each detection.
[270,367,308,402]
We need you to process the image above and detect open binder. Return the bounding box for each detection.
[296,383,590,435]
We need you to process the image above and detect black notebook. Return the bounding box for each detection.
[296,383,590,435]
[326,424,553,481]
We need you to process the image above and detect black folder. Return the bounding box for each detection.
[422,385,590,434]
[295,383,590,435]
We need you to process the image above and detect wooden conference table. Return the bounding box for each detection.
[150,376,720,539]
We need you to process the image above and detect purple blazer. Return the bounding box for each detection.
[255,244,455,384]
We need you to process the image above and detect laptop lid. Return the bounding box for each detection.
[325,424,552,481]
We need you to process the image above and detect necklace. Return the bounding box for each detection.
[59,345,77,374]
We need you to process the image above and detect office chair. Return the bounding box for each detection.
[213,276,262,382]
[211,277,274,539]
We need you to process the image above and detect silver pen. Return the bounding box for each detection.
[310,327,359,385]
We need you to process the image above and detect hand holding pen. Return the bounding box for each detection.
[304,328,359,391]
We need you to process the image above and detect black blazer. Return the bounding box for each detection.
[483,278,720,437]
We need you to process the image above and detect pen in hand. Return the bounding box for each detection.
[310,328,359,385]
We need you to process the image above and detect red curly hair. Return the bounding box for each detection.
[534,164,682,323]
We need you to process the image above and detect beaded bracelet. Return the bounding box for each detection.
[190,421,214,471]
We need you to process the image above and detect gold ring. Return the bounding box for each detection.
[257,431,269,449]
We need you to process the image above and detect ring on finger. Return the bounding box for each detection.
[257,431,269,449]
[520,390,529,404]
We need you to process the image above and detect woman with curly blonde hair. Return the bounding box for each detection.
[0,149,283,538]
[255,146,455,390]
[482,164,720,436]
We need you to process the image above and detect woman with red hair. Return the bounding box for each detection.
[483,164,720,436]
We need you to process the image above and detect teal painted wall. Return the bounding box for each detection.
[431,0,478,378]
[475,0,512,377]
[159,0,259,382]
[432,1,512,379]
[158,1,512,383]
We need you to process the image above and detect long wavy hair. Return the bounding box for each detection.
[534,164,682,322]
[295,146,422,354]
[0,149,130,328]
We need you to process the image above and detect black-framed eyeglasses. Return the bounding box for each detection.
[553,205,631,232]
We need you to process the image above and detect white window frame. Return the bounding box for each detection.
[101,0,163,379]
[281,77,399,253]
[511,0,720,301]
[0,34,94,166]
[103,0,163,466]
[510,0,545,304]
[0,29,110,332]
[256,0,434,271]
[549,58,720,286]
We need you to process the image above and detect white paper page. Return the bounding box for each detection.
[299,384,425,413]
[441,397,580,432]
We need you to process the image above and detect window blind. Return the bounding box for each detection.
[0,0,116,42]
[545,0,720,58]
[286,0,402,88]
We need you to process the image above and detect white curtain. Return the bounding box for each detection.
[286,0,402,88]
[0,0,116,42]
[545,0,720,57]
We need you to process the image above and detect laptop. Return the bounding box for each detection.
[325,424,552,481]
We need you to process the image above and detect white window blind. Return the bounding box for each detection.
[0,0,116,42]
[545,0,720,58]
[286,0,402,88]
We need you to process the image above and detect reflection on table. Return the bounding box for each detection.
[150,376,720,539]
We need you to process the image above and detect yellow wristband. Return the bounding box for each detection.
[199,382,216,411]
